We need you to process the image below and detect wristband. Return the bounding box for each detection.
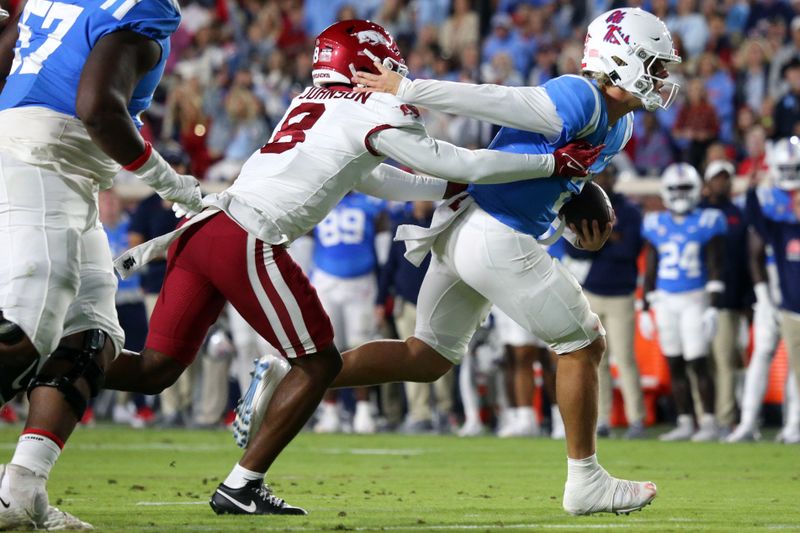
[705,280,725,294]
[124,142,153,172]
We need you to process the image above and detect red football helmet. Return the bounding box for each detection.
[312,20,408,87]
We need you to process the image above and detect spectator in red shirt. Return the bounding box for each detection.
[673,77,721,168]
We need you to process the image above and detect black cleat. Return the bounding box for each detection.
[209,480,307,516]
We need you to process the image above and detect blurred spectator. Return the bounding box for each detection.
[206,70,269,182]
[303,0,351,37]
[482,13,516,65]
[699,53,735,143]
[527,44,558,86]
[481,52,524,86]
[737,125,770,175]
[163,76,212,178]
[705,11,734,68]
[439,0,479,59]
[413,0,451,33]
[700,160,752,435]
[556,41,584,76]
[673,78,721,168]
[745,0,795,35]
[668,0,709,59]
[734,39,771,117]
[769,16,800,98]
[373,0,415,41]
[633,112,676,175]
[773,57,800,138]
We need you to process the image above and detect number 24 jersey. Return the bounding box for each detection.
[642,208,727,293]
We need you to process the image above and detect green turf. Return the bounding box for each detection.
[1,425,798,532]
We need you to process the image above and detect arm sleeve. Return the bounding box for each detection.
[355,163,447,201]
[396,77,563,140]
[92,0,181,45]
[369,127,555,184]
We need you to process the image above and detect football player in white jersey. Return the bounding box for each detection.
[104,20,600,515]
[639,163,727,442]
[242,8,680,516]
[0,1,201,529]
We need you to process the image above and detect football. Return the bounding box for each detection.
[559,181,614,231]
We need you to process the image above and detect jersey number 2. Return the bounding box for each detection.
[261,103,326,155]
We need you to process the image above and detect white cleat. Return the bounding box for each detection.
[0,8,9,22]
[353,402,376,435]
[691,417,719,442]
[725,425,760,443]
[313,404,342,434]
[498,418,540,438]
[41,506,93,530]
[563,472,657,516]
[659,415,694,442]
[232,354,292,449]
[776,426,800,444]
[457,420,484,437]
[0,464,49,531]
[550,406,566,440]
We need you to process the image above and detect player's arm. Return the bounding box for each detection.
[0,9,20,91]
[641,241,658,312]
[355,63,563,137]
[356,164,447,201]
[704,235,725,308]
[76,31,202,212]
[369,127,601,185]
[748,228,768,286]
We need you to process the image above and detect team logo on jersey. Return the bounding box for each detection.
[787,238,800,262]
[356,30,390,46]
[400,104,420,118]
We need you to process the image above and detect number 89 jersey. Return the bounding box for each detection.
[642,208,727,293]
[313,193,386,278]
[0,0,180,125]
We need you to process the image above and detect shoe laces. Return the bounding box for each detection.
[612,479,638,509]
[255,484,286,508]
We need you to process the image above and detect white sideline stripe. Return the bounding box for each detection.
[136,501,208,506]
[320,448,424,456]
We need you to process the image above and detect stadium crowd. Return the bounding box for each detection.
[1,0,798,444]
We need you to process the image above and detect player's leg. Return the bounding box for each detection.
[208,219,341,514]
[0,157,99,530]
[712,309,741,435]
[681,294,717,442]
[780,312,800,443]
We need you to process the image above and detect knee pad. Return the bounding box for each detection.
[27,330,107,419]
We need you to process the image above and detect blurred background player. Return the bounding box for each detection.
[376,200,456,434]
[743,137,800,444]
[312,192,388,434]
[0,0,201,529]
[562,164,647,439]
[699,159,752,438]
[640,163,727,442]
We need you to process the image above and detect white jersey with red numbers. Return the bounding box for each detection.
[215,86,423,245]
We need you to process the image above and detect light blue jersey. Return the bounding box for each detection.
[0,0,180,127]
[313,193,386,278]
[467,75,634,238]
[103,215,142,301]
[642,208,727,293]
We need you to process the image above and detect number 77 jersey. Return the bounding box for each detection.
[641,208,727,293]
[0,0,180,126]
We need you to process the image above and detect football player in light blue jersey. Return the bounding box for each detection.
[639,163,727,443]
[311,193,388,435]
[0,0,201,528]
[334,7,682,515]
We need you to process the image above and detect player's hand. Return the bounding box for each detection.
[0,8,9,22]
[702,307,719,343]
[172,198,201,219]
[163,173,203,216]
[638,311,656,340]
[553,141,604,178]
[569,219,612,251]
[353,61,403,94]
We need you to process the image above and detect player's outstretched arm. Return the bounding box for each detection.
[354,61,563,138]
[76,31,202,213]
[369,127,601,184]
[356,164,447,201]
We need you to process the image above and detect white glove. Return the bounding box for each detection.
[638,311,656,340]
[702,307,719,343]
[0,8,9,22]
[172,199,202,219]
[753,281,780,330]
[126,143,203,213]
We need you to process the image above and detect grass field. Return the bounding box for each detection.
[1,425,798,532]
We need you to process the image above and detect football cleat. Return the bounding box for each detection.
[659,415,694,441]
[209,481,307,516]
[40,506,93,530]
[563,471,657,516]
[457,419,484,437]
[691,415,719,442]
[725,425,760,443]
[0,464,49,531]
[312,403,342,434]
[352,401,376,435]
[232,354,291,449]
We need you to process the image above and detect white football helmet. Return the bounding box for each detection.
[768,137,800,191]
[583,8,681,111]
[661,163,702,215]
